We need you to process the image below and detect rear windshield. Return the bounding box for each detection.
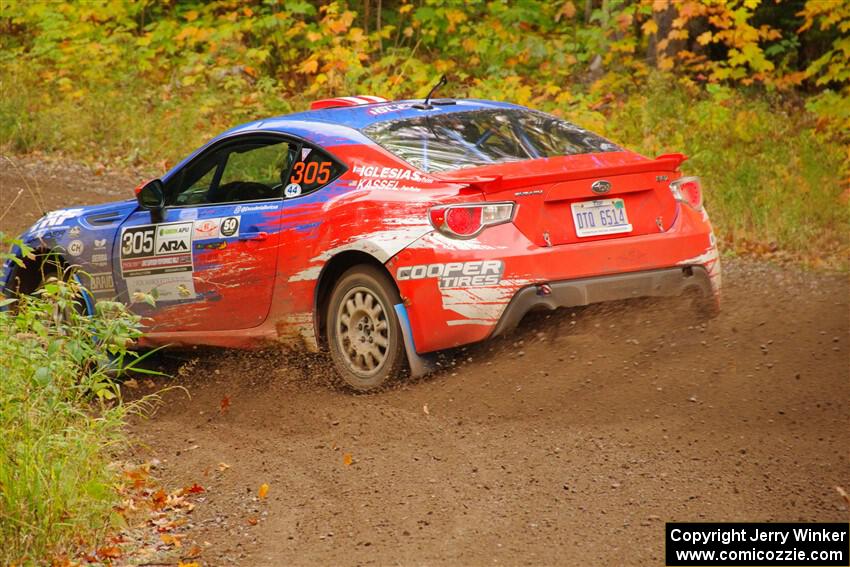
[361,108,620,173]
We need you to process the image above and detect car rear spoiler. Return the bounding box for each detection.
[435,153,688,193]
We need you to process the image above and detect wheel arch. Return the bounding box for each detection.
[3,248,94,315]
[4,247,68,296]
[313,250,398,349]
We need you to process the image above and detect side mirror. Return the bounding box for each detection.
[135,179,165,223]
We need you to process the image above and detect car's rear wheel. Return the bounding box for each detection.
[326,266,406,392]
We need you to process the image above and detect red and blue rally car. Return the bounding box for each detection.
[3,95,720,391]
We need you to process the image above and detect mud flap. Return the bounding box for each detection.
[394,303,437,378]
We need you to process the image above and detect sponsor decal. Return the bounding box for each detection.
[397,260,504,288]
[94,239,107,248]
[68,226,81,238]
[154,222,192,254]
[367,102,414,116]
[234,204,278,214]
[515,189,544,197]
[178,208,198,220]
[67,240,84,257]
[120,221,195,301]
[301,147,312,161]
[193,218,221,240]
[31,208,84,231]
[91,253,108,266]
[195,241,227,250]
[85,272,115,294]
[284,183,302,198]
[220,216,239,237]
[127,272,195,302]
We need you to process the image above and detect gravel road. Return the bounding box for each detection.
[2,157,848,566]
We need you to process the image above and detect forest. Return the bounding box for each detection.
[1,0,848,265]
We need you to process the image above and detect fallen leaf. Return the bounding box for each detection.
[123,378,139,389]
[184,483,205,494]
[178,562,200,567]
[161,533,184,547]
[218,462,230,472]
[247,517,258,526]
[97,546,121,558]
[423,404,430,415]
[151,488,167,510]
[183,545,203,559]
[258,483,270,499]
[220,395,230,414]
[342,453,353,466]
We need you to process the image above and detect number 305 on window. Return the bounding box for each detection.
[290,161,331,185]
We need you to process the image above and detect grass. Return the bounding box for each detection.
[0,248,151,564]
[1,67,847,268]
[605,79,849,268]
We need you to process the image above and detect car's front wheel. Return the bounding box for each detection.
[326,266,406,392]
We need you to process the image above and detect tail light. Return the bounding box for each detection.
[429,202,515,239]
[669,176,703,211]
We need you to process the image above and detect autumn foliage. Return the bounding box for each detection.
[0,0,847,264]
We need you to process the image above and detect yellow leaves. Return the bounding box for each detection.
[642,19,658,36]
[178,562,200,567]
[445,9,467,33]
[258,483,270,499]
[697,31,713,45]
[651,0,669,12]
[184,10,198,22]
[399,3,414,15]
[306,31,322,43]
[299,58,319,74]
[556,1,577,21]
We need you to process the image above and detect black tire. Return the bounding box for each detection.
[325,265,407,392]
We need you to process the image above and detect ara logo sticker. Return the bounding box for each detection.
[220,217,240,237]
[284,183,302,198]
[155,222,192,254]
[67,240,84,257]
[301,147,312,161]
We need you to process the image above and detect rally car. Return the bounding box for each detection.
[3,95,720,391]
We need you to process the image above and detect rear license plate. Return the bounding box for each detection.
[571,198,633,238]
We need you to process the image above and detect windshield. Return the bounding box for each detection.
[361,108,620,173]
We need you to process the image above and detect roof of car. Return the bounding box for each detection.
[164,98,525,181]
[225,98,523,138]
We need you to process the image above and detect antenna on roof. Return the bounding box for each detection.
[413,75,447,110]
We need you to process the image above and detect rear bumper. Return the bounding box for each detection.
[393,204,721,354]
[491,265,713,337]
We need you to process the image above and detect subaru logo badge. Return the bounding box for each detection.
[591,180,611,195]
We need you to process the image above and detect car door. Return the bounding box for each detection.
[116,134,297,332]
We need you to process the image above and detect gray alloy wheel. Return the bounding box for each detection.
[326,265,406,392]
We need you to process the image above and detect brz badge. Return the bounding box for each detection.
[591,180,611,195]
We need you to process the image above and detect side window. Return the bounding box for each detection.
[165,138,296,206]
[283,146,345,199]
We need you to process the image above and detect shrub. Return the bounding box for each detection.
[0,238,148,564]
